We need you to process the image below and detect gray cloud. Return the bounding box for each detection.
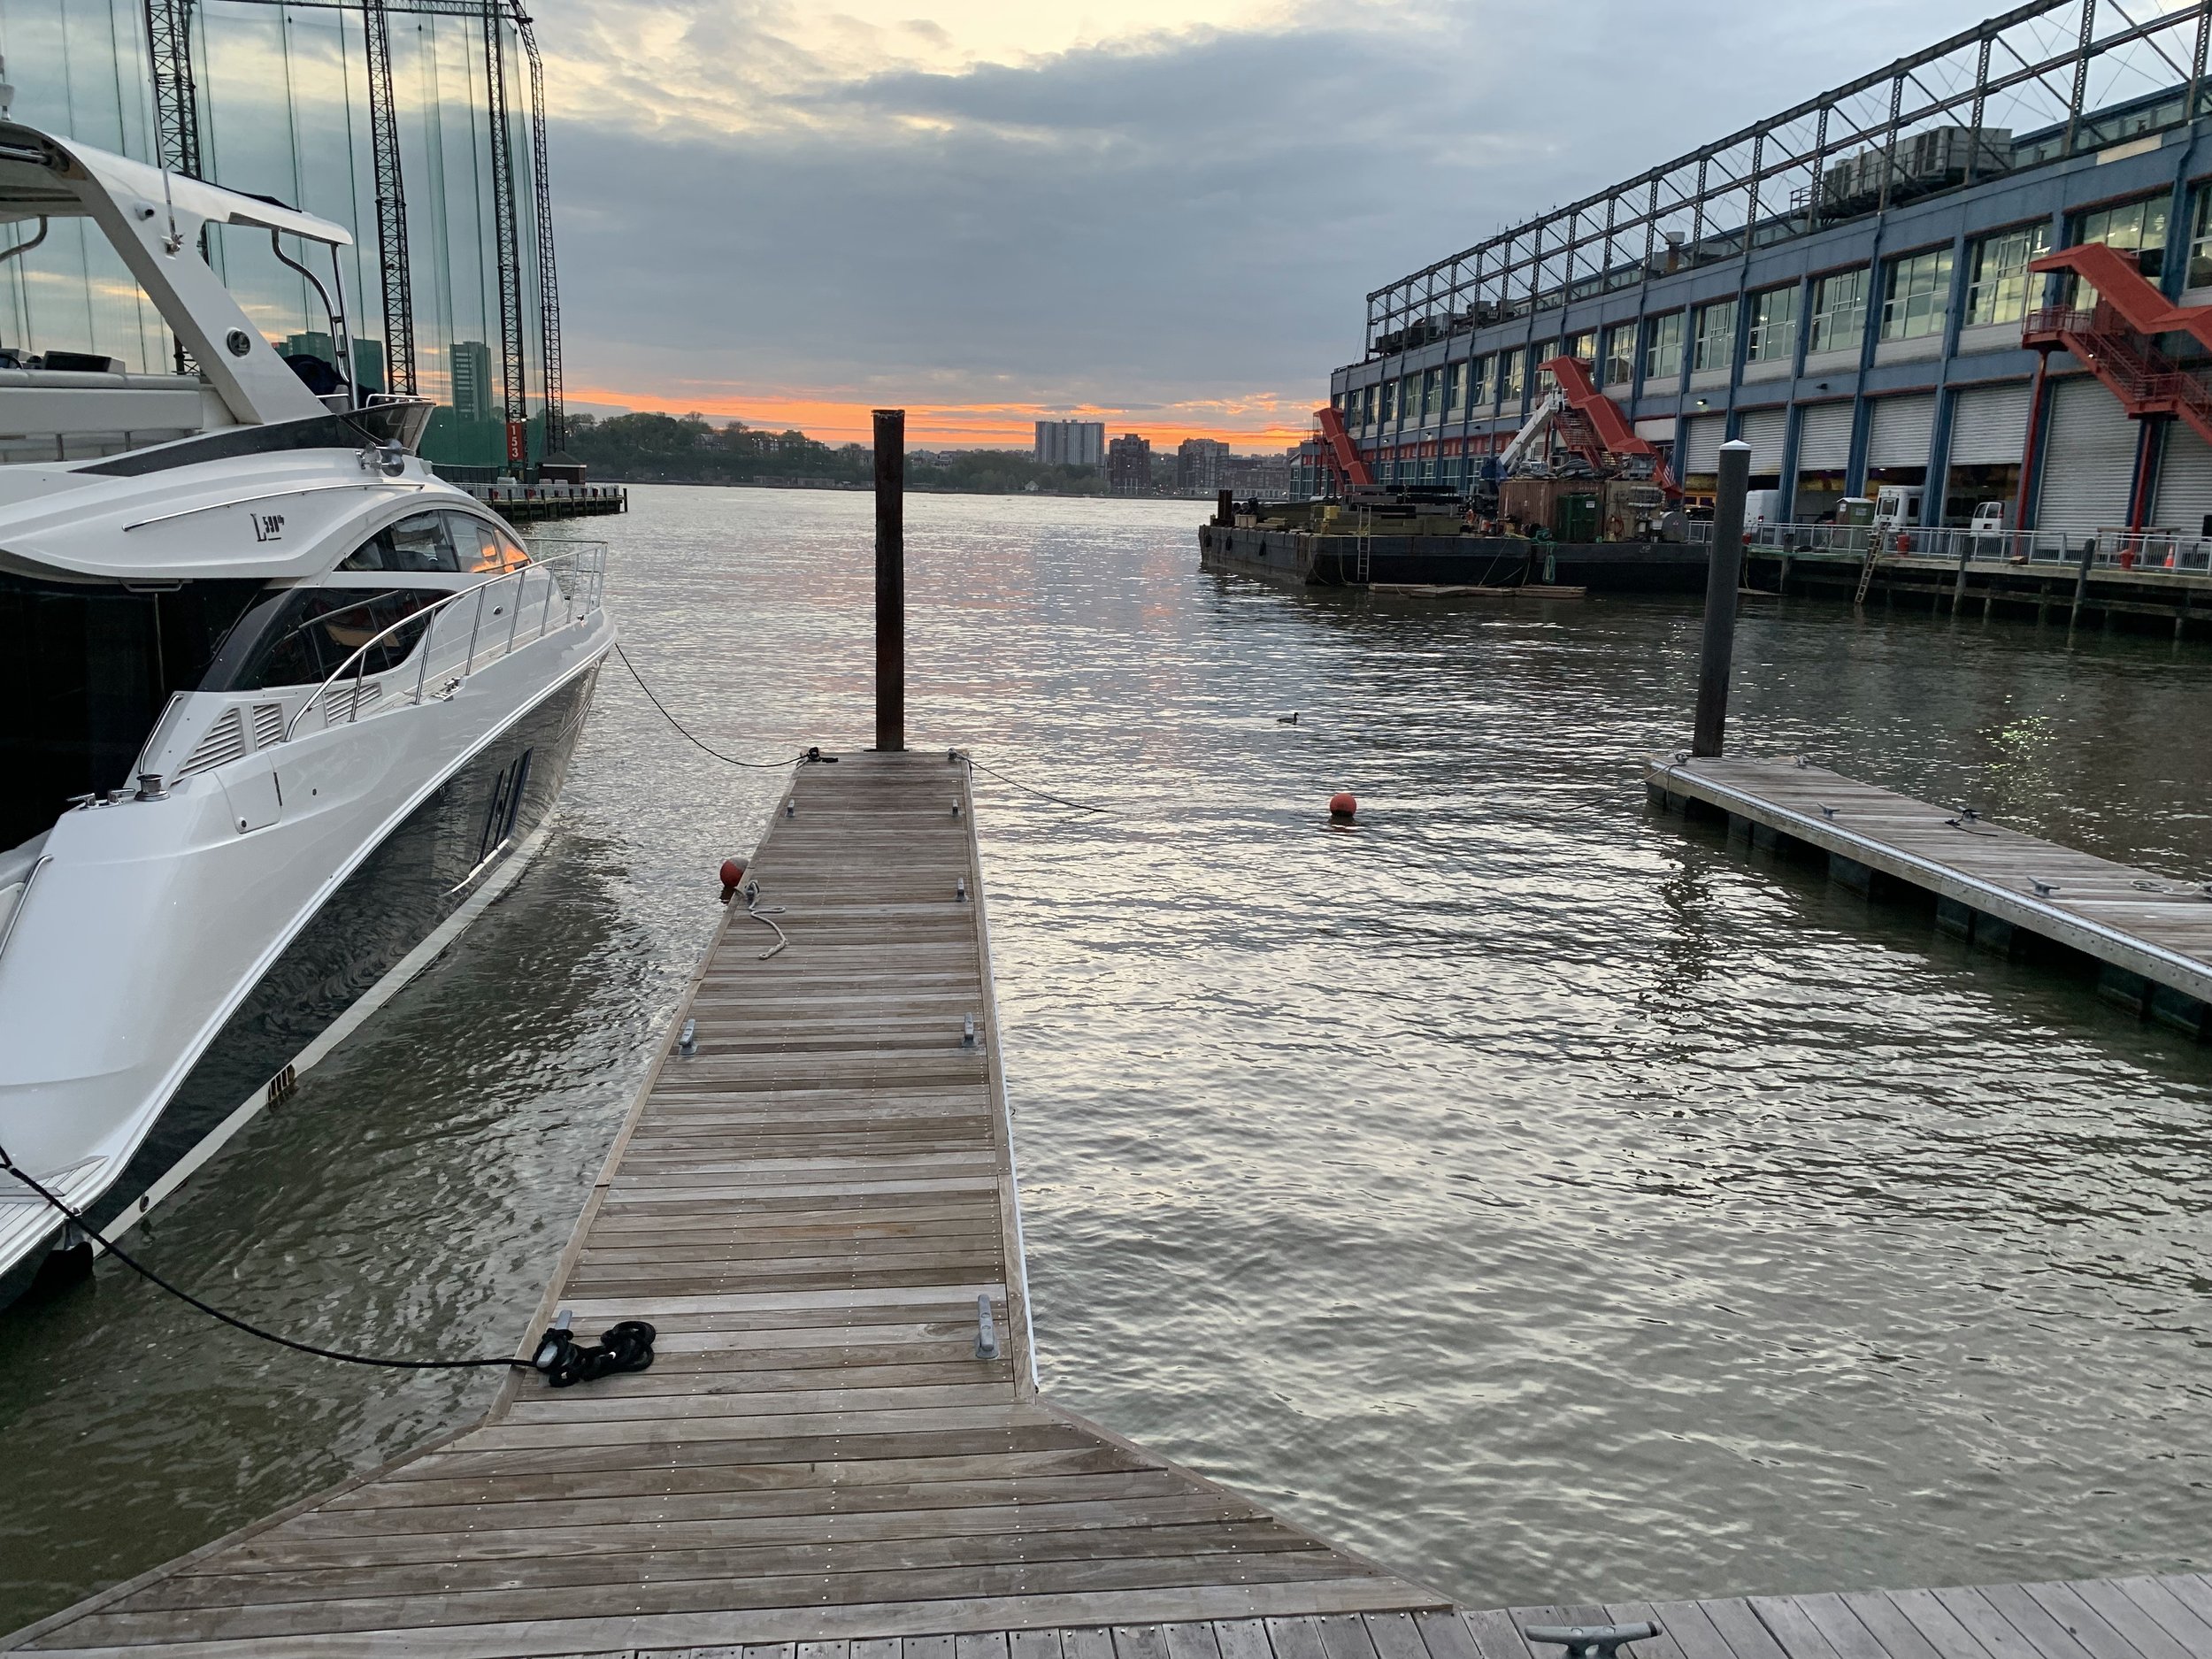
[545,0,2000,423]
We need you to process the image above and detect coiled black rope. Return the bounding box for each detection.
[0,1144,652,1383]
[614,641,807,768]
[531,1313,658,1387]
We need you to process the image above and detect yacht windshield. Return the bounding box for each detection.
[0,572,262,849]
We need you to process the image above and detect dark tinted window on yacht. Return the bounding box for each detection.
[450,512,530,572]
[338,511,460,572]
[210,588,435,691]
[0,573,263,850]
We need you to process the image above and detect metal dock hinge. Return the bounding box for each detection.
[975,1293,999,1359]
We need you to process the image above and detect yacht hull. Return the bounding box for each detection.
[0,649,607,1313]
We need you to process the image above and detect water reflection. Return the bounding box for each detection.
[4,490,2210,1632]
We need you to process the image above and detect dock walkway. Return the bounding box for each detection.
[5,749,1442,1655]
[1647,754,2212,1034]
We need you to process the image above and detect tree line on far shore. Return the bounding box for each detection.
[565,412,1110,495]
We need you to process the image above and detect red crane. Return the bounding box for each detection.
[1539,357,1680,495]
[1315,404,1375,490]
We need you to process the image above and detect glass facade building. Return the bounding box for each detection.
[0,0,557,468]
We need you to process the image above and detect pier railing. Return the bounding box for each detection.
[1742,522,2212,573]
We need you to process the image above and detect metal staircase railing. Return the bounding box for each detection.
[2024,303,2212,449]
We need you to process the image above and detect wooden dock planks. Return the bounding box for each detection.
[4,750,1442,1656]
[1646,754,2212,1018]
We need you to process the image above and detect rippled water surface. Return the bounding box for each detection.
[4,488,2211,1628]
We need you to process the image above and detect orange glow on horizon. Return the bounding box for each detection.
[564,383,1314,451]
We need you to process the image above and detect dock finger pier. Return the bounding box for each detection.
[4,748,1446,1654]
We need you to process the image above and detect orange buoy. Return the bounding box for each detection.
[1328,792,1357,818]
[718,857,747,904]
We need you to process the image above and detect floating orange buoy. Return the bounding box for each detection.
[718,858,746,904]
[1328,792,1357,818]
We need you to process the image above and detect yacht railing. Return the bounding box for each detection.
[285,541,607,741]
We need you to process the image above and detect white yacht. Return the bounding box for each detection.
[0,122,612,1309]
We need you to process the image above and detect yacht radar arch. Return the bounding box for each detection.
[0,120,349,426]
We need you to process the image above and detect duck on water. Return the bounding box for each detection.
[0,121,612,1312]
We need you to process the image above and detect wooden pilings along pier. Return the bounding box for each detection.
[1648,754,2212,1037]
[1740,548,2212,639]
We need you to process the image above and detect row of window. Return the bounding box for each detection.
[1348,186,2212,430]
[202,511,534,690]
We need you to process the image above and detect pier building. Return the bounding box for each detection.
[1313,1,2212,553]
[0,1,574,482]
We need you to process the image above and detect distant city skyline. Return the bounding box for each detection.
[569,395,1305,450]
[541,1,2000,449]
[565,388,1312,449]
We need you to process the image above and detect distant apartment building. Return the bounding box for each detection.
[1224,450,1295,501]
[1033,419,1105,468]
[1107,434,1153,494]
[449,340,495,423]
[1175,438,1231,493]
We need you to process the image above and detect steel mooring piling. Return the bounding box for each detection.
[1692,439,1750,758]
[873,406,906,753]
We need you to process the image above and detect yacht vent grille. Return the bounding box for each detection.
[323,682,382,725]
[178,708,245,776]
[250,703,284,749]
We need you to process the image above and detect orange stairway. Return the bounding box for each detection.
[2024,245,2212,447]
[2030,242,2212,350]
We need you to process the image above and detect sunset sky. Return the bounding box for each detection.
[540,0,2001,449]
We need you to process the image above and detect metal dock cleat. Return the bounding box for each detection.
[1523,1623,1662,1659]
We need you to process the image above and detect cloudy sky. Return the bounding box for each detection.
[539,0,2001,447]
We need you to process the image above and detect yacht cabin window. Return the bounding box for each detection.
[338,511,528,574]
[205,588,436,692]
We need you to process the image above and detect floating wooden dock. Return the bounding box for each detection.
[15,751,2212,1656]
[4,749,1443,1655]
[1647,754,2212,1036]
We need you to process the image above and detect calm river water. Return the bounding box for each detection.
[4,488,2210,1627]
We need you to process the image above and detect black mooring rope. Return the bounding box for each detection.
[618,643,1110,814]
[0,1145,652,1383]
[614,641,807,768]
[953,750,1110,814]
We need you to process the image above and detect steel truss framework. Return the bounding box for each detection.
[143,0,204,180]
[517,14,564,451]
[142,0,565,442]
[480,3,526,434]
[361,0,415,395]
[1365,0,2212,355]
